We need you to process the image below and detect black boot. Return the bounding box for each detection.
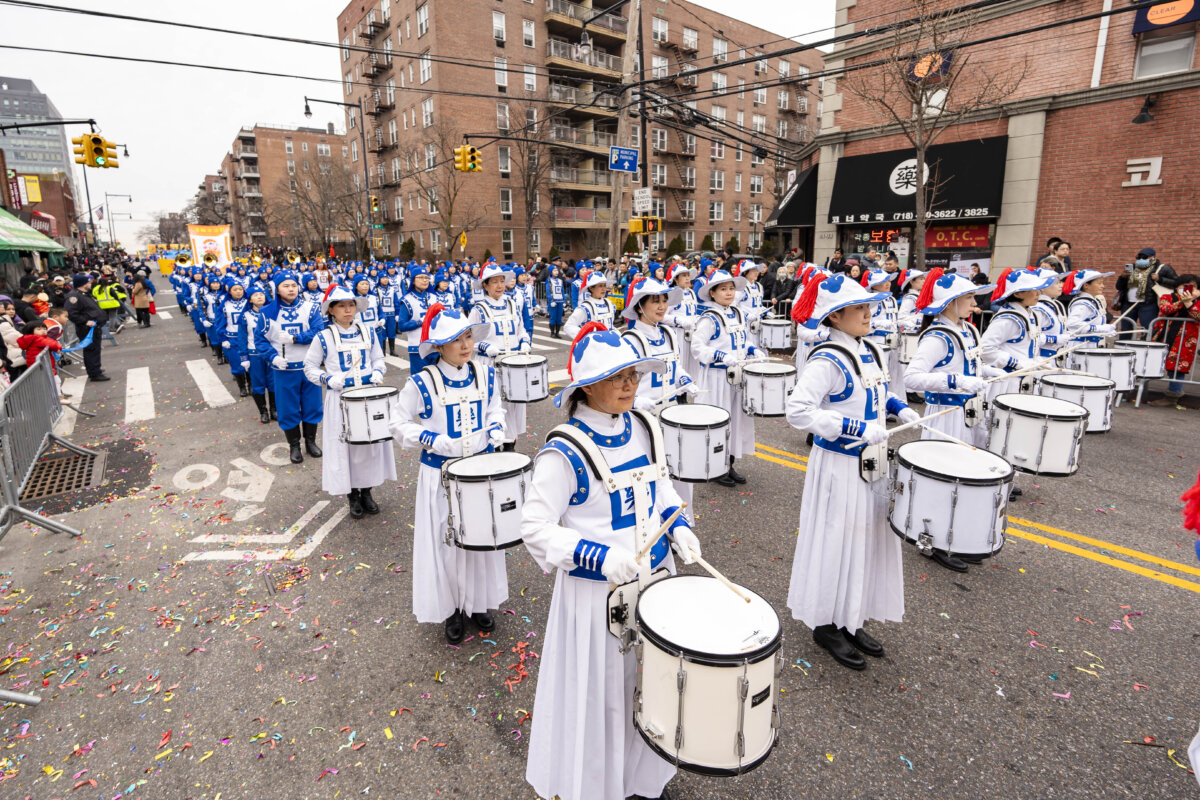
[236,374,249,397]
[303,422,322,457]
[840,626,885,658]
[252,393,270,424]
[359,487,379,515]
[728,459,747,484]
[812,624,866,671]
[471,611,495,632]
[714,471,737,487]
[387,338,396,356]
[501,441,516,453]
[928,549,969,573]
[444,609,465,645]
[199,333,207,346]
[285,426,303,464]
[267,391,278,421]
[347,488,365,519]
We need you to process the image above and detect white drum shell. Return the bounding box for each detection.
[759,320,793,350]
[444,453,532,550]
[740,363,797,417]
[898,331,920,364]
[987,393,1088,476]
[1115,341,1167,379]
[498,354,549,402]
[1069,348,1134,391]
[888,441,1012,558]
[658,404,731,482]
[340,386,398,444]
[1037,373,1114,433]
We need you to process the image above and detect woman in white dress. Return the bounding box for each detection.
[391,303,509,643]
[1030,268,1070,359]
[1063,269,1117,347]
[563,270,617,338]
[862,269,906,401]
[302,285,396,518]
[792,265,831,364]
[468,263,531,450]
[663,263,699,376]
[980,268,1055,398]
[521,323,701,800]
[785,273,919,670]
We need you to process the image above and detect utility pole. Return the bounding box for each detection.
[604,0,642,262]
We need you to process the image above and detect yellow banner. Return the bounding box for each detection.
[187,224,233,269]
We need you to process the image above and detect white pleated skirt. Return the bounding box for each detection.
[696,366,755,459]
[919,402,988,448]
[320,390,397,497]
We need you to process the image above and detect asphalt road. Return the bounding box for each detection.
[0,284,1197,800]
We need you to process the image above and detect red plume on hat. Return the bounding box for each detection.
[1181,467,1200,535]
[321,284,338,304]
[915,267,944,311]
[792,274,827,325]
[859,270,871,288]
[1061,270,1078,297]
[991,267,1015,303]
[420,302,445,343]
[625,275,646,312]
[567,321,609,379]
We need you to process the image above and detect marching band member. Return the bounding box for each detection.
[563,271,616,338]
[202,274,226,364]
[897,269,927,323]
[663,263,699,376]
[514,267,537,342]
[301,273,324,304]
[690,269,765,488]
[569,267,585,309]
[351,274,383,345]
[733,259,769,342]
[303,285,395,519]
[1030,268,1070,359]
[392,304,508,643]
[238,286,276,424]
[791,265,832,365]
[250,266,275,303]
[432,268,457,310]
[184,269,208,346]
[469,263,531,450]
[264,270,326,464]
[545,266,567,339]
[213,278,250,397]
[520,323,700,800]
[786,273,917,670]
[376,272,400,356]
[396,265,437,372]
[1063,269,1117,346]
[980,268,1055,398]
[863,269,906,403]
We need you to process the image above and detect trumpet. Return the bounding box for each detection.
[251,252,263,266]
[286,251,302,265]
[175,252,194,268]
[202,252,220,268]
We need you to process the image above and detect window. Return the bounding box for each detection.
[416,3,428,36]
[652,55,669,80]
[496,102,510,130]
[711,105,726,122]
[342,146,349,158]
[301,159,309,172]
[523,19,535,47]
[526,107,538,131]
[652,198,666,217]
[495,57,508,87]
[750,175,763,195]
[709,201,723,222]
[683,27,698,50]
[779,60,790,78]
[381,1,389,23]
[738,78,745,98]
[351,141,358,162]
[289,178,298,193]
[750,203,762,223]
[778,90,789,110]
[651,164,667,185]
[422,97,434,127]
[498,145,511,174]
[431,230,440,251]
[681,199,694,220]
[419,51,432,83]
[500,188,513,216]
[493,11,506,42]
[710,169,724,190]
[428,187,439,213]
[529,230,540,253]
[734,202,742,222]
[341,37,350,62]
[682,133,695,155]
[384,39,393,64]
[755,53,768,74]
[712,72,726,94]
[388,118,398,143]
[652,128,668,151]
[287,159,295,175]
[386,78,396,104]
[524,64,537,91]
[317,143,331,157]
[1135,28,1196,79]
[501,230,514,256]
[652,17,668,43]
[752,114,766,133]
[424,142,436,170]
[391,157,402,182]
[777,119,789,139]
[684,230,694,250]
[285,140,294,154]
[751,150,764,166]
[754,87,766,105]
[710,140,725,159]
[713,38,727,63]
[682,166,696,187]
[345,73,353,96]
[734,173,742,192]
[349,106,358,130]
[920,87,947,117]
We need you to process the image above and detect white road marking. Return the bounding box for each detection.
[549,368,569,383]
[532,343,555,352]
[157,310,173,320]
[124,367,156,423]
[54,375,87,437]
[182,505,350,561]
[155,304,178,311]
[185,359,236,407]
[189,500,329,545]
[532,333,564,346]
[384,355,410,371]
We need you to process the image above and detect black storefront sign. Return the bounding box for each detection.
[763,165,818,230]
[828,136,1007,225]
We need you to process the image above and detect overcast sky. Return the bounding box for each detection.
[0,0,834,248]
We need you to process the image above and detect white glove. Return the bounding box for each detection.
[277,331,295,344]
[721,352,741,367]
[431,433,460,457]
[271,356,288,370]
[368,371,383,385]
[487,426,505,447]
[240,361,250,370]
[957,375,986,395]
[324,375,340,390]
[518,342,531,354]
[861,423,889,445]
[670,525,701,565]
[221,341,231,349]
[485,343,501,358]
[898,407,921,424]
[202,320,212,328]
[599,547,639,585]
[1095,325,1116,336]
[1017,358,1040,371]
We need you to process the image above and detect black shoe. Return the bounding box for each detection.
[632,787,673,800]
[252,394,270,424]
[728,462,747,484]
[267,392,278,420]
[199,334,207,346]
[1010,487,1023,499]
[303,422,322,457]
[929,550,969,573]
[960,553,986,564]
[714,472,738,488]
[285,427,303,464]
[347,488,365,520]
[840,627,884,658]
[359,487,379,515]
[444,610,465,645]
[812,624,866,670]
[237,374,249,397]
[471,611,495,632]
[500,441,516,453]
[89,374,111,382]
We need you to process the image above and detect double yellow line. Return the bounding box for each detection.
[753,442,1200,594]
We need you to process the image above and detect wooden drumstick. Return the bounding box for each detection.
[635,503,688,562]
[690,551,752,604]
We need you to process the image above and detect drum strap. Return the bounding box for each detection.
[419,362,490,456]
[477,298,521,351]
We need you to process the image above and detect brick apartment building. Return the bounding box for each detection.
[788,0,1200,275]
[334,0,821,262]
[210,124,353,251]
[193,173,229,226]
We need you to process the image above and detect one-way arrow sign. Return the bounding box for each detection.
[610,146,639,174]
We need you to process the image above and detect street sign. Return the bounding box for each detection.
[609,146,639,174]
[632,187,653,214]
[372,223,384,229]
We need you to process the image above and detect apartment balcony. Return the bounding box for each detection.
[360,19,385,41]
[241,187,263,199]
[545,40,621,79]
[547,125,617,154]
[237,128,256,140]
[780,96,809,115]
[546,83,619,117]
[544,0,627,43]
[549,167,614,191]
[236,165,260,179]
[551,206,612,228]
[781,128,813,145]
[364,54,388,78]
[250,230,268,238]
[234,146,258,160]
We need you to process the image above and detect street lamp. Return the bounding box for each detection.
[303,95,374,262]
[1131,94,1157,124]
[105,192,133,247]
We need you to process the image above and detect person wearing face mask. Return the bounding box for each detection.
[1115,247,1179,333]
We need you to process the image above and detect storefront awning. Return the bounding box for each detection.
[0,207,65,252]
[764,165,818,230]
[1133,2,1200,34]
[828,136,1007,225]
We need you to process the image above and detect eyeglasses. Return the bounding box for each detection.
[599,370,642,387]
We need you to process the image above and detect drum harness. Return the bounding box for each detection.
[476,297,523,355]
[918,322,986,428]
[699,307,754,385]
[327,321,379,444]
[806,339,891,493]
[622,327,682,408]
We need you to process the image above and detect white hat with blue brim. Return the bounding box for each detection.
[473,263,513,291]
[792,272,885,330]
[914,269,995,315]
[697,269,747,302]
[554,322,664,407]
[861,269,893,290]
[583,270,610,291]
[418,303,492,358]
[991,267,1055,303]
[321,283,367,315]
[622,277,683,320]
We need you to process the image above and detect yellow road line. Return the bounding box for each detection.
[1008,516,1200,579]
[1005,527,1200,594]
[754,443,809,463]
[753,451,807,472]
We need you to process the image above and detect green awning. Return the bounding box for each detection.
[0,207,66,253]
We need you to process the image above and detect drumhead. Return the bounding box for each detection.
[636,575,780,663]
[897,440,1012,484]
[1040,373,1115,390]
[659,403,730,427]
[341,385,398,401]
[446,451,532,480]
[1075,348,1132,358]
[761,319,790,328]
[1116,341,1166,351]
[743,362,796,377]
[498,354,548,367]
[994,393,1087,419]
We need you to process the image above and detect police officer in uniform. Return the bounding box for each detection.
[65,274,109,382]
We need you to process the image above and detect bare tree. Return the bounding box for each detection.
[139,211,188,245]
[839,0,1027,268]
[185,192,229,226]
[504,99,552,259]
[266,162,366,256]
[399,118,488,259]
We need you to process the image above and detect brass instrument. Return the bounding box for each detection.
[202,252,220,268]
[175,252,194,268]
[286,251,302,265]
[251,252,263,266]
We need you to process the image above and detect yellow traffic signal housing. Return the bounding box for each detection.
[85,134,106,167]
[101,139,119,169]
[370,195,380,213]
[643,217,662,233]
[628,218,644,234]
[465,146,481,172]
[71,135,87,165]
[452,146,468,172]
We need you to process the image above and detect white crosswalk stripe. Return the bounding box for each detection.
[157,310,173,320]
[124,367,156,423]
[185,359,236,408]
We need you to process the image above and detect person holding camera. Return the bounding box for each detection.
[1116,247,1179,332]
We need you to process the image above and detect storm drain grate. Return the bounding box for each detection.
[21,449,107,501]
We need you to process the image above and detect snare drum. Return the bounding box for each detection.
[889,441,1012,559]
[442,452,532,550]
[741,362,797,417]
[634,575,782,776]
[759,319,793,350]
[497,354,549,403]
[897,331,920,364]
[658,403,731,482]
[1037,373,1115,433]
[987,393,1088,476]
[1115,340,1168,379]
[340,386,398,444]
[1069,348,1134,391]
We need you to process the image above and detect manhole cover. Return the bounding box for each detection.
[21,449,107,501]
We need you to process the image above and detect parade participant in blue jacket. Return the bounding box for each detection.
[186,269,209,346]
[250,267,275,303]
[350,273,383,344]
[213,278,250,396]
[238,286,276,424]
[263,270,326,464]
[545,267,566,339]
[432,268,457,310]
[396,264,437,372]
[513,267,536,340]
[376,273,400,356]
[201,274,227,364]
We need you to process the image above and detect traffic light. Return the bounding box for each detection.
[84,134,106,167]
[71,135,87,165]
[370,195,380,214]
[101,138,119,169]
[464,146,481,172]
[629,216,662,234]
[629,218,643,234]
[453,145,468,172]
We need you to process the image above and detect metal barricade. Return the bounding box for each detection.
[1129,315,1200,407]
[0,351,94,540]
